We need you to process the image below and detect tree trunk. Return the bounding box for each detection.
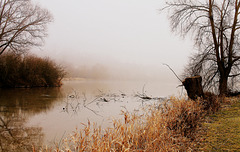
[182,75,204,100]
[219,75,228,96]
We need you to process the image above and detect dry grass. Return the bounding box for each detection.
[39,96,213,152]
[202,92,220,114]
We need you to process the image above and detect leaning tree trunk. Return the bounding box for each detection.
[182,75,204,100]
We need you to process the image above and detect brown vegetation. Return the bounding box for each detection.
[39,94,221,152]
[0,53,65,88]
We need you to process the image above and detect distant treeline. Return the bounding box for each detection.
[0,53,66,88]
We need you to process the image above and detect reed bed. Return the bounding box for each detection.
[41,96,219,152]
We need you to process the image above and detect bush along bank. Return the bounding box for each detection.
[0,53,66,88]
[39,93,222,152]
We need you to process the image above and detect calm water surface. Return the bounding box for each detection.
[0,80,181,150]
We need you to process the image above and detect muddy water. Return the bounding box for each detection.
[0,80,181,150]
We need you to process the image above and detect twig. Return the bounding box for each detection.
[85,97,99,106]
[162,63,182,82]
[85,106,103,117]
[135,85,153,100]
[57,131,66,149]
[142,84,146,96]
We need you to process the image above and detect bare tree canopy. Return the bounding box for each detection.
[163,0,240,95]
[0,0,53,55]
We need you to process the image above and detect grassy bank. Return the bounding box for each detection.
[200,97,240,151]
[39,95,221,152]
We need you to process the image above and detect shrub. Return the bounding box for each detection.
[165,97,205,139]
[0,53,22,86]
[0,53,65,87]
[202,92,220,114]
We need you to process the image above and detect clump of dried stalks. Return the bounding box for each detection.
[40,96,219,152]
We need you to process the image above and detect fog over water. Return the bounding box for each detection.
[31,0,193,82]
[0,1,196,148]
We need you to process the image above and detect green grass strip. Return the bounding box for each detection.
[201,100,240,151]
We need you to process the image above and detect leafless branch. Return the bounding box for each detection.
[0,0,53,55]
[163,0,240,94]
[163,63,182,82]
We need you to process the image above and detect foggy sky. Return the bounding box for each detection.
[31,0,193,81]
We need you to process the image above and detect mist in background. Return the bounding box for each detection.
[31,0,193,82]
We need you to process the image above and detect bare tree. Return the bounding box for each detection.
[0,0,53,55]
[163,0,240,95]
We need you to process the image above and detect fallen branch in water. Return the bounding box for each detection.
[135,93,152,100]
[135,84,152,100]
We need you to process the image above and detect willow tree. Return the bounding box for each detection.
[0,0,53,55]
[163,0,240,95]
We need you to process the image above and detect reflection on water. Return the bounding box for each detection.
[0,80,181,149]
[0,114,43,152]
[0,88,63,115]
[0,88,63,151]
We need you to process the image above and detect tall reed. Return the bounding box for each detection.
[41,97,210,152]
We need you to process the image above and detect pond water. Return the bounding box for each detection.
[0,80,182,150]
